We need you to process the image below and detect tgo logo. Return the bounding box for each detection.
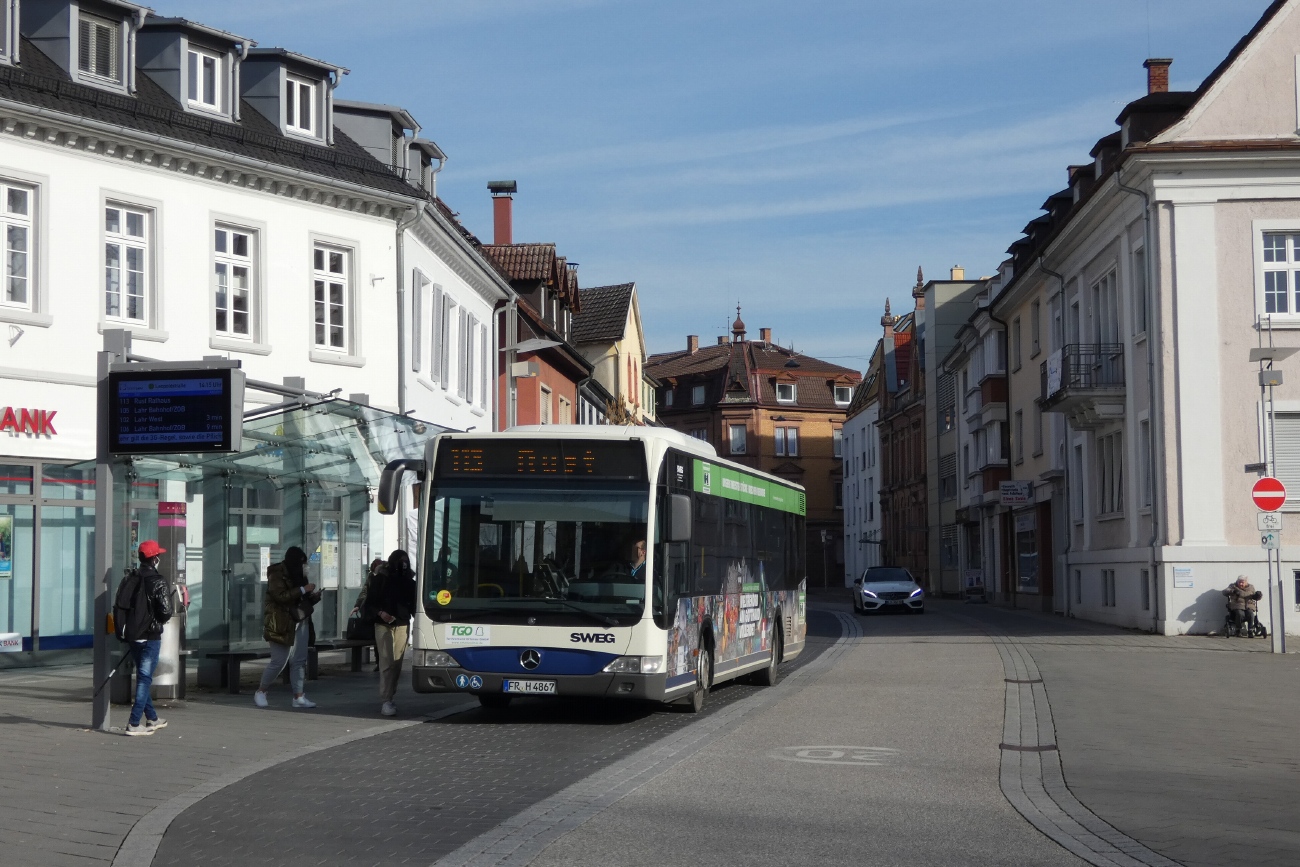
[570,632,616,644]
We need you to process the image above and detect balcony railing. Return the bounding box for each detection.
[1040,343,1124,405]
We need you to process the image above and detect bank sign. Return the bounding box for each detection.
[694,460,806,516]
[0,406,57,436]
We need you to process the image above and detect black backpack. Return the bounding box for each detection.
[113,570,154,642]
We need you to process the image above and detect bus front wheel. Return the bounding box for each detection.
[684,646,712,713]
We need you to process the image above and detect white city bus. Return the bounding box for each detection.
[377,426,807,712]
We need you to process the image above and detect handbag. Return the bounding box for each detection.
[345,613,375,642]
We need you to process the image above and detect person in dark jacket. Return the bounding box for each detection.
[366,549,417,716]
[255,546,318,709]
[1223,575,1262,635]
[126,540,173,736]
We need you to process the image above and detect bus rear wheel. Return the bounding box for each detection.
[478,693,511,710]
[684,646,711,713]
[753,623,781,687]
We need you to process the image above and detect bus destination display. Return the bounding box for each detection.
[435,439,645,480]
[108,368,243,455]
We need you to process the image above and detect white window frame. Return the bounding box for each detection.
[285,74,318,137]
[103,202,151,326]
[540,384,553,425]
[834,385,852,406]
[833,428,842,458]
[187,45,223,112]
[729,423,747,455]
[663,389,674,408]
[308,239,364,365]
[776,382,797,404]
[558,394,572,425]
[691,384,705,405]
[0,180,34,312]
[479,321,489,412]
[77,12,123,86]
[1252,222,1300,326]
[212,223,257,344]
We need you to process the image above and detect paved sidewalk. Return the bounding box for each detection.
[0,651,465,867]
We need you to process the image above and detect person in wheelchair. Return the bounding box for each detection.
[1222,575,1265,637]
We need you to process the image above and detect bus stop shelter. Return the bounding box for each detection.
[90,397,439,688]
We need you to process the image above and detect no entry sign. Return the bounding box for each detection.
[1252,476,1287,512]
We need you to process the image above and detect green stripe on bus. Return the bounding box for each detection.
[693,459,806,516]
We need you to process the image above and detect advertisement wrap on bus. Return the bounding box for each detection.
[376,426,807,712]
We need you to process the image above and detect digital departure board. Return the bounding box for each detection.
[434,439,646,480]
[108,367,244,455]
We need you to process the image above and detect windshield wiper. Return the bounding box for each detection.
[539,598,618,627]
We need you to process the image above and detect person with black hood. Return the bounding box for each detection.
[366,549,417,716]
[123,540,173,736]
[255,546,318,709]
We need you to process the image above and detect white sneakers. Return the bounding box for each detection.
[381,701,397,717]
[124,723,154,736]
[146,717,168,730]
[254,690,316,709]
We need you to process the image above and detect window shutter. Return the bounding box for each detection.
[77,20,92,71]
[1273,413,1300,505]
[430,285,443,383]
[480,323,489,409]
[411,273,422,373]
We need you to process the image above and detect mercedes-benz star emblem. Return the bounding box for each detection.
[520,649,541,670]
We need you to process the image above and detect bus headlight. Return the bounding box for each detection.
[419,650,457,667]
[602,655,664,674]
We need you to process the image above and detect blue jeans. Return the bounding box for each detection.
[129,640,161,727]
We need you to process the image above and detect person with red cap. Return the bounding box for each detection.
[123,540,173,736]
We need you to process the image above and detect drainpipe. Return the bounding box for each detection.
[232,41,251,123]
[1039,256,1072,617]
[1116,163,1163,634]
[987,305,1014,607]
[394,204,422,415]
[505,299,519,429]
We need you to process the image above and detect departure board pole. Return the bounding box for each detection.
[92,329,131,732]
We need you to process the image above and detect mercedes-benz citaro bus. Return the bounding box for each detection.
[376,426,807,712]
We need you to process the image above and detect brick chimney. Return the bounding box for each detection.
[950,265,965,280]
[1143,58,1172,94]
[717,335,730,345]
[687,335,699,354]
[488,180,517,245]
[759,327,772,343]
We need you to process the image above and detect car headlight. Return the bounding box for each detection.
[909,588,923,598]
[862,589,878,598]
[419,650,457,667]
[602,655,664,674]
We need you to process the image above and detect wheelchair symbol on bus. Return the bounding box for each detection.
[455,674,470,689]
[469,676,483,689]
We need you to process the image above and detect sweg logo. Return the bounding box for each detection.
[450,625,485,637]
[570,632,615,644]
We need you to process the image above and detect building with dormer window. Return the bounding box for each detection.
[647,313,860,586]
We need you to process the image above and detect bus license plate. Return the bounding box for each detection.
[504,680,556,694]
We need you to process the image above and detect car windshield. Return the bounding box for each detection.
[862,568,915,585]
[422,482,649,626]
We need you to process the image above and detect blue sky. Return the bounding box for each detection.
[166,0,1273,369]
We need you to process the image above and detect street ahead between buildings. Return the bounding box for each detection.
[2,600,1296,867]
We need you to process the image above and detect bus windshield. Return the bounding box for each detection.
[422,482,650,626]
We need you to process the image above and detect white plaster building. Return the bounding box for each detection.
[0,0,512,655]
[842,350,882,585]
[990,0,1300,636]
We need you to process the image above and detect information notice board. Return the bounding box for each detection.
[108,366,244,455]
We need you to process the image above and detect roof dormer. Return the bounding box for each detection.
[0,0,19,65]
[333,100,419,176]
[22,0,147,93]
[408,138,446,197]
[137,16,254,121]
[241,47,348,146]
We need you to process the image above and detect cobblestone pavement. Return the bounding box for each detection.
[151,611,843,867]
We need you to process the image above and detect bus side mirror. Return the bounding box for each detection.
[377,459,426,515]
[668,493,692,542]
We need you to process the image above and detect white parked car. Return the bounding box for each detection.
[852,567,925,614]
